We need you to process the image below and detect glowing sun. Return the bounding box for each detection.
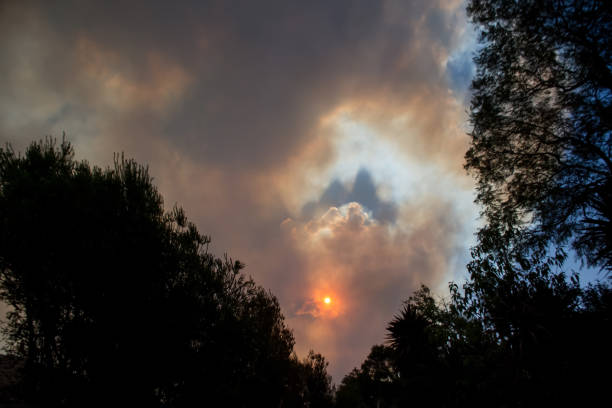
[324,297,331,304]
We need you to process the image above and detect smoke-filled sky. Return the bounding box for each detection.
[0,0,482,381]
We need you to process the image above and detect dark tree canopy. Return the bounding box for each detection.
[459,2,612,401]
[465,0,612,270]
[284,351,335,408]
[335,345,397,408]
[338,1,612,406]
[0,138,333,407]
[340,280,611,407]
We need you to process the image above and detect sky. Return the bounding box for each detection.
[0,0,484,381]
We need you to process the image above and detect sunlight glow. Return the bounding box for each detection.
[296,284,346,319]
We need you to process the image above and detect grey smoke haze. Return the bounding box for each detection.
[0,0,478,381]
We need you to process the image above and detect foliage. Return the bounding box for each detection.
[284,351,335,408]
[335,345,397,408]
[0,138,331,407]
[457,1,612,402]
[341,278,611,407]
[465,0,612,271]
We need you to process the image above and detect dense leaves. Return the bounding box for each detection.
[458,1,612,402]
[340,280,611,407]
[335,345,397,408]
[284,351,335,408]
[465,0,612,270]
[0,139,333,407]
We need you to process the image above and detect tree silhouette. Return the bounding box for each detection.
[0,138,324,407]
[280,351,335,408]
[465,0,612,271]
[300,351,335,408]
[386,286,459,407]
[341,277,612,407]
[461,0,612,400]
[335,345,397,408]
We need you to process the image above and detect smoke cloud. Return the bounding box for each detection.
[0,0,478,380]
